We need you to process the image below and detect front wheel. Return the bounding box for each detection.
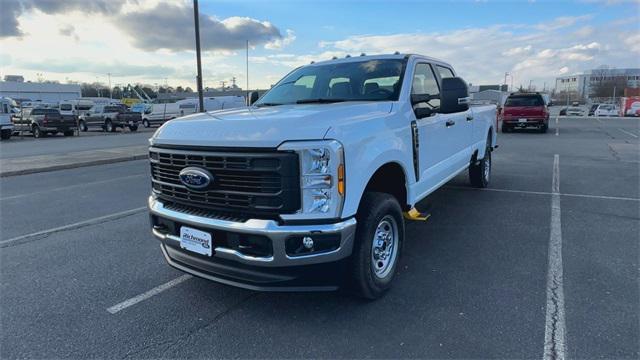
[470,138,491,188]
[0,129,11,140]
[104,119,115,132]
[129,125,138,132]
[79,120,87,132]
[32,125,42,138]
[351,192,404,299]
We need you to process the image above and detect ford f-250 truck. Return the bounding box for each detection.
[148,54,497,298]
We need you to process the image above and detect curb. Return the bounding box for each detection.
[0,153,148,178]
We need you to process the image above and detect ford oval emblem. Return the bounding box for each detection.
[179,167,213,190]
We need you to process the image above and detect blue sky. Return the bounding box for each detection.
[1,0,638,91]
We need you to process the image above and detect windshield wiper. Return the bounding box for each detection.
[254,102,284,107]
[296,98,347,104]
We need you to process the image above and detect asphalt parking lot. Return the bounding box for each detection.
[1,116,638,358]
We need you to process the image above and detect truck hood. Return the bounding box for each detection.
[150,102,393,148]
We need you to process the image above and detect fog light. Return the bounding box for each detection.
[302,236,314,249]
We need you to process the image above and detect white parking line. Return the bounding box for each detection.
[0,206,146,246]
[555,117,558,124]
[555,127,559,136]
[107,275,193,314]
[0,174,147,201]
[444,185,640,202]
[617,128,639,139]
[595,118,603,124]
[543,154,566,359]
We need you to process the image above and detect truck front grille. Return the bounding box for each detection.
[149,146,300,219]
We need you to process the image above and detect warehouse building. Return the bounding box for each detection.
[0,79,81,103]
[555,68,640,99]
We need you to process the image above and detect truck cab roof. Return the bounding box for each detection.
[307,53,452,69]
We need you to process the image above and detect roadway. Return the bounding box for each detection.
[1,116,638,358]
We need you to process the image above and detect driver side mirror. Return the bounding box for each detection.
[440,77,470,114]
[248,91,259,106]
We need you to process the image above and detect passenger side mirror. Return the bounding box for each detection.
[440,77,470,114]
[248,91,259,106]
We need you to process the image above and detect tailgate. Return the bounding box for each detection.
[503,106,545,117]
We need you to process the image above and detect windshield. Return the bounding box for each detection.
[256,59,405,106]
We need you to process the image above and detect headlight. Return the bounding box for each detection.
[278,140,344,220]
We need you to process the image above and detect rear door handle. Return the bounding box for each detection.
[445,120,455,127]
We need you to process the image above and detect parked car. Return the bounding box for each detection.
[13,108,77,138]
[79,104,140,132]
[59,99,94,119]
[594,104,619,117]
[588,104,599,116]
[500,93,549,133]
[566,107,584,116]
[559,107,567,116]
[0,97,15,140]
[147,53,498,299]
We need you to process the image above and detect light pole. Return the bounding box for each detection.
[504,72,509,91]
[108,72,112,99]
[193,0,205,112]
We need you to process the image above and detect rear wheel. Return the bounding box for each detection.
[64,130,74,136]
[470,135,492,188]
[351,192,404,299]
[540,124,548,133]
[129,125,138,132]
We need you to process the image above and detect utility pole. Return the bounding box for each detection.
[504,72,509,91]
[193,0,204,112]
[613,86,616,104]
[108,72,112,99]
[528,80,533,91]
[246,40,249,100]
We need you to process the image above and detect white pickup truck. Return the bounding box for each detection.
[148,53,497,298]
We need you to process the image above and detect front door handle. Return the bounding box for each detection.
[466,114,474,121]
[445,120,456,127]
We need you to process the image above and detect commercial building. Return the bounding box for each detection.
[0,80,81,103]
[555,68,640,99]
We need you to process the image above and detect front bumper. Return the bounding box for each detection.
[148,197,357,290]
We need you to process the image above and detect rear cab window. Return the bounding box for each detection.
[504,95,544,107]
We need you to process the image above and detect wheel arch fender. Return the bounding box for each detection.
[343,155,412,218]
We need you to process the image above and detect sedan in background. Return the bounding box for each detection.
[566,107,584,116]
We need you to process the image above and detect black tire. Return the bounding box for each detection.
[142,119,150,128]
[0,129,11,140]
[470,135,492,188]
[351,192,404,300]
[32,125,42,138]
[79,120,87,132]
[129,125,138,132]
[63,130,74,136]
[104,119,115,132]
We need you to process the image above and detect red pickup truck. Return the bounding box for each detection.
[501,93,549,133]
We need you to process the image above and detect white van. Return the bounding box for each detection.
[175,96,246,116]
[0,97,15,140]
[59,99,94,118]
[140,103,180,128]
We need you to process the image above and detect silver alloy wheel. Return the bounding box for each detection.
[484,150,491,182]
[371,215,399,279]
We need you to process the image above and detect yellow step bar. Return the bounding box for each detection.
[403,207,431,221]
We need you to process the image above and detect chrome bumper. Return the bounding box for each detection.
[148,197,357,267]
